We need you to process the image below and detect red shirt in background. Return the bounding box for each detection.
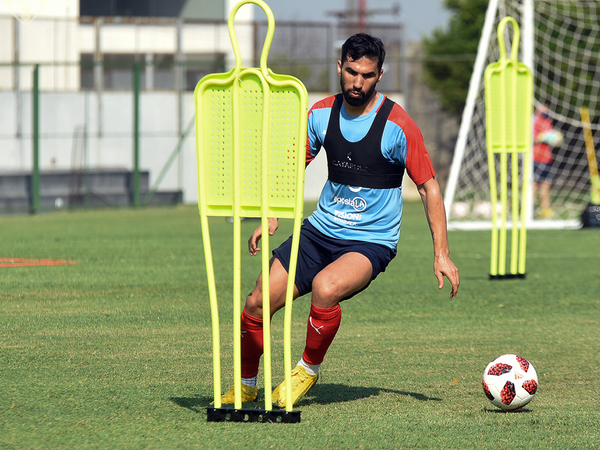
[533,114,554,164]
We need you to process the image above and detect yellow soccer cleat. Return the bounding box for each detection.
[272,366,318,408]
[540,207,555,218]
[218,383,258,405]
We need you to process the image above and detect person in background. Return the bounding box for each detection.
[533,104,562,218]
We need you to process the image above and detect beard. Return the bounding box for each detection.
[340,78,377,107]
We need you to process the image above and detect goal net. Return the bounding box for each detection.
[444,0,600,229]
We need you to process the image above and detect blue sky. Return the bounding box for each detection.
[263,0,451,41]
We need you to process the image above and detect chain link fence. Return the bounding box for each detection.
[1,15,459,213]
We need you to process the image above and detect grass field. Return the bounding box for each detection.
[1,203,599,449]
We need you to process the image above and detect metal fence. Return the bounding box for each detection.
[0,15,460,214]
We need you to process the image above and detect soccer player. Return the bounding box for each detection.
[219,33,460,407]
[532,104,558,218]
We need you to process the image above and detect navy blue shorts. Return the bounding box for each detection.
[534,161,553,183]
[272,220,396,299]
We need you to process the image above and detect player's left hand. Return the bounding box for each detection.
[248,218,279,256]
[434,255,460,298]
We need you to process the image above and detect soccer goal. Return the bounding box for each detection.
[444,0,600,229]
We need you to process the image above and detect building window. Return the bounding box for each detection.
[184,53,225,91]
[80,53,94,90]
[153,54,175,90]
[103,54,142,90]
[78,52,226,91]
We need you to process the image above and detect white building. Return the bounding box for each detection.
[1,1,324,207]
[1,1,412,206]
[0,0,254,91]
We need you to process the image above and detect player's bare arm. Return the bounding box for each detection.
[248,217,279,256]
[417,177,460,298]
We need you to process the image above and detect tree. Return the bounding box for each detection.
[422,0,489,116]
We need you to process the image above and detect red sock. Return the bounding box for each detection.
[240,308,263,378]
[302,303,342,365]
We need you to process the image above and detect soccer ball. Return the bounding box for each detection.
[482,354,538,410]
[474,201,493,218]
[539,129,564,147]
[452,201,470,219]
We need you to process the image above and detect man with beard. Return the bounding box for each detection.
[218,33,460,408]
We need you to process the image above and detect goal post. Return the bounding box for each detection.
[445,0,600,230]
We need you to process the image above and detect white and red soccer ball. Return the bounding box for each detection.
[482,354,538,410]
[451,201,470,219]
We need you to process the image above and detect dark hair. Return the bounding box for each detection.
[341,33,386,72]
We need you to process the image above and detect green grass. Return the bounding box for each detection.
[1,203,599,449]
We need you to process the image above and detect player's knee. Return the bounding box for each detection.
[311,275,341,307]
[244,280,264,315]
[245,278,286,318]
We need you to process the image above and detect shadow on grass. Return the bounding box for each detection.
[170,396,213,413]
[308,383,442,405]
[170,384,441,413]
[483,407,533,414]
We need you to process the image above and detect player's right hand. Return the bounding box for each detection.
[248,218,279,256]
